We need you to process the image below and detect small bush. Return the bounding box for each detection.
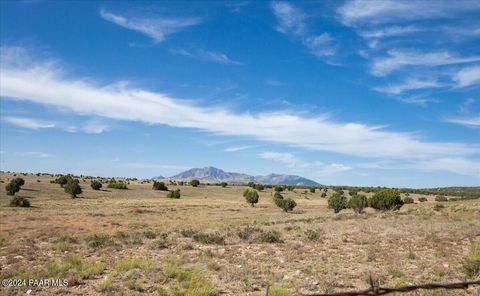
[274,186,284,192]
[65,179,82,198]
[418,197,428,202]
[462,244,480,278]
[164,262,217,296]
[180,229,197,238]
[435,195,448,202]
[305,229,321,241]
[259,230,282,243]
[328,193,347,213]
[433,204,444,211]
[152,181,168,191]
[107,182,128,189]
[11,177,25,187]
[243,189,259,207]
[55,176,69,188]
[278,198,297,212]
[114,258,152,272]
[193,232,225,245]
[90,180,102,190]
[321,192,327,198]
[167,188,181,199]
[220,182,227,188]
[269,285,291,296]
[5,182,20,196]
[9,196,30,207]
[403,197,414,204]
[237,226,262,241]
[347,194,368,213]
[369,189,403,211]
[190,179,200,187]
[309,187,315,193]
[85,234,113,249]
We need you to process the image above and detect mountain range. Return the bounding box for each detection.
[153,167,319,186]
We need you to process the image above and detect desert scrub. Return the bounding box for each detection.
[114,257,152,272]
[435,195,448,202]
[165,262,217,296]
[259,230,282,243]
[462,244,480,278]
[237,225,262,241]
[47,255,105,279]
[305,229,322,241]
[368,189,403,211]
[85,233,114,249]
[328,193,347,213]
[403,197,414,204]
[107,182,128,189]
[269,285,291,296]
[167,188,181,198]
[9,196,30,207]
[181,228,197,238]
[193,232,225,245]
[97,275,114,292]
[418,197,428,202]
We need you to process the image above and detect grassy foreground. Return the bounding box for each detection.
[0,173,479,295]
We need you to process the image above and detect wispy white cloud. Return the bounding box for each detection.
[171,48,241,65]
[99,9,201,43]
[360,25,425,39]
[1,48,479,171]
[453,65,480,88]
[338,0,480,26]
[371,50,480,76]
[317,163,352,175]
[224,146,254,152]
[416,157,480,177]
[444,115,480,128]
[271,2,336,60]
[459,98,476,114]
[259,151,299,167]
[399,96,439,107]
[14,151,52,158]
[4,116,55,129]
[374,78,442,94]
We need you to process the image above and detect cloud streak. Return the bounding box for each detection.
[171,48,241,65]
[100,9,201,43]
[1,50,479,178]
[4,116,55,129]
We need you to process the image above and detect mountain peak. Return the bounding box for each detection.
[162,167,320,185]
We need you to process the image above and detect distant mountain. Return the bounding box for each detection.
[151,175,165,180]
[156,167,320,186]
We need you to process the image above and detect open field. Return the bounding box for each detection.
[1,173,479,296]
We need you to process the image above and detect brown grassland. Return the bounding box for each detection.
[0,173,479,295]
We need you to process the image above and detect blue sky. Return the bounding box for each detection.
[0,0,479,187]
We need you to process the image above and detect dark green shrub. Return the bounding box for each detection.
[369,189,403,211]
[328,193,347,213]
[65,179,82,198]
[347,194,368,213]
[434,204,444,211]
[12,177,25,187]
[435,195,448,202]
[167,189,181,199]
[107,182,128,189]
[9,196,30,207]
[5,182,20,196]
[190,179,200,187]
[220,182,227,188]
[55,176,69,188]
[254,184,265,191]
[85,234,113,248]
[152,181,168,191]
[236,226,262,240]
[309,187,315,193]
[321,192,327,198]
[90,180,102,190]
[192,232,225,245]
[259,230,282,243]
[305,229,321,241]
[180,229,197,238]
[274,186,284,192]
[403,197,414,204]
[278,198,297,212]
[243,189,259,207]
[418,197,428,202]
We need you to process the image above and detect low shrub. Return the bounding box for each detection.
[237,226,262,241]
[309,187,315,193]
[243,189,259,207]
[152,181,168,191]
[167,189,181,199]
[259,230,282,243]
[434,204,444,211]
[90,180,102,190]
[220,182,227,188]
[107,182,128,189]
[180,229,197,238]
[190,179,200,187]
[347,194,368,213]
[305,229,321,241]
[5,182,20,196]
[435,195,448,202]
[328,193,347,213]
[368,189,403,211]
[9,196,30,207]
[85,234,113,249]
[65,179,82,198]
[462,244,480,278]
[403,197,414,204]
[418,197,428,202]
[192,232,225,245]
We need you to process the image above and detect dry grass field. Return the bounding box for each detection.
[0,173,479,296]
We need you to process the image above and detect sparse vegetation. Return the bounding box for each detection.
[167,188,181,199]
[191,179,200,187]
[368,189,403,211]
[152,181,168,191]
[193,232,225,245]
[90,180,102,190]
[347,194,368,213]
[9,196,30,207]
[328,193,347,213]
[107,182,128,189]
[435,195,448,202]
[243,189,259,207]
[64,178,82,198]
[462,244,480,278]
[403,196,414,204]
